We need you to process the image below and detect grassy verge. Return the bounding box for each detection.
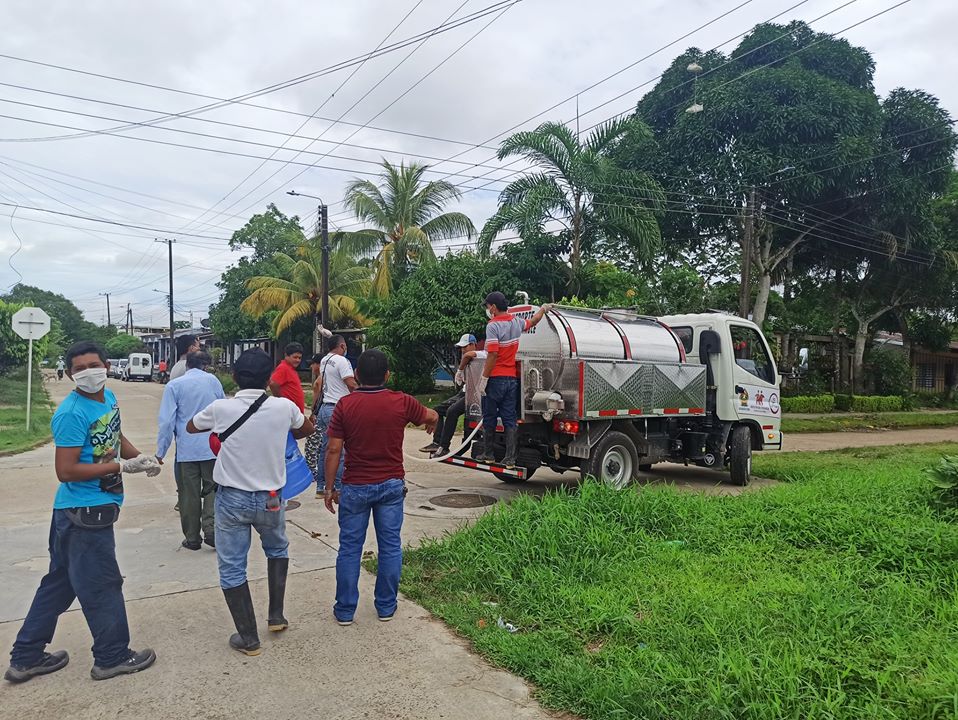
[401,443,958,719]
[0,368,54,455]
[782,410,958,433]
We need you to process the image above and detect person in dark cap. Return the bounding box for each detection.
[187,348,314,656]
[475,292,552,468]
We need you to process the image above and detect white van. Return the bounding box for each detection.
[123,353,153,382]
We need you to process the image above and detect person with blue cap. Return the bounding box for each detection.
[419,333,486,457]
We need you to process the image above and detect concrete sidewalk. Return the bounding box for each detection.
[0,378,552,720]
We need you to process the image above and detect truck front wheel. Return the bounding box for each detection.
[728,425,752,486]
[583,431,637,490]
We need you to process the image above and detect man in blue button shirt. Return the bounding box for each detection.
[155,351,224,550]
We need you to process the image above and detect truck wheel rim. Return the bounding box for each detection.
[602,446,632,490]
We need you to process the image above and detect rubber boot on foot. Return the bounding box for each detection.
[267,558,289,632]
[502,428,518,469]
[223,583,261,656]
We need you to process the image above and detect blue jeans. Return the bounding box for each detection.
[334,479,405,621]
[215,487,289,589]
[11,510,131,669]
[482,376,519,432]
[316,403,344,491]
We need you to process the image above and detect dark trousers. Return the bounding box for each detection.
[11,510,131,669]
[176,460,216,543]
[433,393,466,448]
[482,376,519,430]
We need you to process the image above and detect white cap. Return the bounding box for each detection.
[454,333,477,347]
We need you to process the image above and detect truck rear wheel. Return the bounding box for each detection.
[583,431,637,490]
[728,425,752,486]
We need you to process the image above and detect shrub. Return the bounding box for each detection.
[780,394,835,413]
[834,394,852,411]
[864,346,912,396]
[925,455,958,512]
[849,395,904,412]
[910,389,958,409]
[214,371,237,395]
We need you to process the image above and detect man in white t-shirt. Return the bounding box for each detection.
[188,349,314,657]
[314,335,357,497]
[420,334,487,457]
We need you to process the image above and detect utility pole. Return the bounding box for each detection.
[320,203,329,353]
[99,292,111,327]
[125,303,132,335]
[739,187,756,319]
[287,190,329,354]
[155,238,176,363]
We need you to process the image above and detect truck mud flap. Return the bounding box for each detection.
[439,456,527,481]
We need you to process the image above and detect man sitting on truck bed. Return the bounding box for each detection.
[476,292,552,468]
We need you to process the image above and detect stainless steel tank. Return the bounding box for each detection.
[509,305,706,421]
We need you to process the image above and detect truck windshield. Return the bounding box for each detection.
[730,325,774,383]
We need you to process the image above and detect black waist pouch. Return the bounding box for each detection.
[66,504,120,529]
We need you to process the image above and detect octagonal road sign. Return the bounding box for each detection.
[11,306,51,340]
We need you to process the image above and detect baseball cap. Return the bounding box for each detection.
[484,291,508,310]
[233,348,273,381]
[454,333,477,347]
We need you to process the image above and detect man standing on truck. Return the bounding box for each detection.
[419,333,486,457]
[475,292,552,468]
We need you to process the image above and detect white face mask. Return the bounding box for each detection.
[73,367,108,394]
[485,307,495,319]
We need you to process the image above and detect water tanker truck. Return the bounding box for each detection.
[441,302,783,487]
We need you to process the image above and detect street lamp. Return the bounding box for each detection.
[686,61,704,114]
[287,190,331,353]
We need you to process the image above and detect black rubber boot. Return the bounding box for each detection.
[222,583,261,656]
[502,428,519,469]
[474,431,495,464]
[267,558,289,632]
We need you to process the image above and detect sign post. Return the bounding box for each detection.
[11,307,51,430]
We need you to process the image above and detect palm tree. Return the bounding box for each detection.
[241,242,370,352]
[478,118,664,289]
[336,160,476,297]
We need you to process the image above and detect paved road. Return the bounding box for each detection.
[3,378,954,718]
[0,378,547,720]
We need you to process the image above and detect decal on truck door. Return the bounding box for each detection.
[735,383,780,416]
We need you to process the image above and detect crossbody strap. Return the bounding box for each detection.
[218,393,268,444]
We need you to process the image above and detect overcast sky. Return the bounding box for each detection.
[0,0,952,325]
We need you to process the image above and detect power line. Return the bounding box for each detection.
[0,1,517,144]
[177,0,430,234]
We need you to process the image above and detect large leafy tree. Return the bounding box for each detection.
[634,21,883,326]
[241,243,370,352]
[337,160,476,297]
[208,204,307,343]
[2,283,114,347]
[478,118,664,288]
[371,252,520,391]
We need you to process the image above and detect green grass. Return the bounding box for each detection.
[401,443,958,720]
[0,368,54,455]
[782,411,958,433]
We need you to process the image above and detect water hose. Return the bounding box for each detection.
[403,421,483,463]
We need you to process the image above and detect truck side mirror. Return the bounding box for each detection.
[699,330,721,364]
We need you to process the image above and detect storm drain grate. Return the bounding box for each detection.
[428,493,498,509]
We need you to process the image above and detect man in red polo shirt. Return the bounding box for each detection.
[323,349,438,625]
[476,292,552,468]
[268,343,305,412]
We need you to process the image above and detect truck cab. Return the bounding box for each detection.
[659,313,783,458]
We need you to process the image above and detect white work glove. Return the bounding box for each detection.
[454,369,465,387]
[120,454,161,476]
[477,376,488,396]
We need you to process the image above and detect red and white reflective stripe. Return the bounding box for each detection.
[651,408,705,415]
[585,409,644,417]
[440,456,526,479]
[577,361,585,417]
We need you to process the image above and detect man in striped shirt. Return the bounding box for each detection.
[475,292,552,468]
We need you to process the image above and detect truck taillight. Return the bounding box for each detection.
[552,419,580,435]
